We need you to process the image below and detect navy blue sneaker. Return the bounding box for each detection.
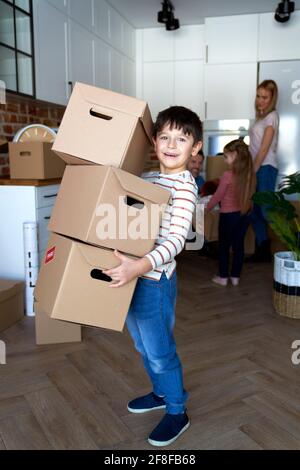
[127,392,166,413]
[148,412,190,447]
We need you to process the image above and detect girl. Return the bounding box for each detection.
[205,140,256,286]
[248,79,279,262]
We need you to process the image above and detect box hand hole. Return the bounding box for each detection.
[124,195,145,210]
[90,269,112,282]
[89,108,112,120]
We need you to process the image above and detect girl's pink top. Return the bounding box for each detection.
[206,170,240,213]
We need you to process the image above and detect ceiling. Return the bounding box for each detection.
[107,0,299,28]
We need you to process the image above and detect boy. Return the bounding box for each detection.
[103,106,203,447]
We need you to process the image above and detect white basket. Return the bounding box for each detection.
[274,252,300,287]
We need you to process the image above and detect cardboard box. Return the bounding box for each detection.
[9,142,65,179]
[52,82,153,176]
[34,302,81,345]
[206,156,228,181]
[48,165,170,257]
[0,279,24,332]
[34,233,137,331]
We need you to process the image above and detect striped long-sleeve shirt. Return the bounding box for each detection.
[142,170,198,280]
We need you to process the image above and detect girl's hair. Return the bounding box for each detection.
[223,139,256,215]
[256,79,278,119]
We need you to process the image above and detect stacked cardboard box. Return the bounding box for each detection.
[34,83,170,333]
[0,279,24,332]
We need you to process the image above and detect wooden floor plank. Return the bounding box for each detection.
[1,252,300,449]
[25,387,98,450]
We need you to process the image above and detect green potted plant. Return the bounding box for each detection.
[252,172,300,318]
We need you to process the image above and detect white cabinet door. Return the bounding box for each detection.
[95,39,110,89]
[33,0,68,105]
[143,28,174,62]
[68,19,95,87]
[68,0,94,32]
[109,8,123,52]
[123,57,136,97]
[47,0,68,13]
[110,49,122,93]
[205,15,259,64]
[174,60,204,119]
[122,21,135,60]
[143,62,174,120]
[94,0,110,42]
[258,11,300,61]
[204,63,257,120]
[174,25,204,61]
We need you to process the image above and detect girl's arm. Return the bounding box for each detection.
[253,126,275,172]
[206,172,229,212]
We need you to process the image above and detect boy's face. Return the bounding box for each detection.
[153,124,202,175]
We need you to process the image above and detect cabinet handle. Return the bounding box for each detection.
[205,45,208,63]
[43,194,57,198]
[68,81,73,94]
[205,102,207,119]
[44,216,51,220]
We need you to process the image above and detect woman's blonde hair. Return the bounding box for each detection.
[256,79,278,119]
[223,139,256,215]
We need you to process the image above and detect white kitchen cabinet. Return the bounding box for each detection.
[110,48,122,93]
[204,63,257,120]
[123,57,136,97]
[109,8,123,52]
[0,183,60,281]
[174,60,204,119]
[142,27,174,63]
[68,19,95,87]
[46,0,68,14]
[68,0,94,32]
[174,25,204,61]
[143,61,174,120]
[33,0,69,105]
[94,0,110,42]
[122,20,135,60]
[258,11,300,61]
[204,15,259,64]
[94,38,110,89]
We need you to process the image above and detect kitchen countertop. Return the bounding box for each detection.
[0,177,62,186]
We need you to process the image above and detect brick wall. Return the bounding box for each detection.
[0,94,65,177]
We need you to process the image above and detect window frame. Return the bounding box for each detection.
[0,0,36,98]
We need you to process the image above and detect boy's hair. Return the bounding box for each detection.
[153,106,203,143]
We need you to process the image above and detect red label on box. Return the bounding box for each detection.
[45,246,55,264]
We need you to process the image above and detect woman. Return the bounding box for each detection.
[248,79,279,262]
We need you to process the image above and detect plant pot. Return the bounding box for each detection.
[273,251,300,318]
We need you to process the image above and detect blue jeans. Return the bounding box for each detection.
[126,271,188,414]
[251,165,278,245]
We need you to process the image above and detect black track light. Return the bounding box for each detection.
[166,13,180,31]
[274,0,295,23]
[157,1,172,24]
[157,0,180,31]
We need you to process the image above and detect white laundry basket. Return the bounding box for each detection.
[273,252,300,318]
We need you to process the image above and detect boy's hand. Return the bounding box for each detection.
[102,250,152,288]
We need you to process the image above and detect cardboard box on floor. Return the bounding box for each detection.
[34,233,137,331]
[48,165,170,257]
[34,302,81,345]
[9,142,65,179]
[52,82,153,176]
[206,156,228,181]
[0,279,24,332]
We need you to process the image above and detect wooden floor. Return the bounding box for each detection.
[1,251,300,450]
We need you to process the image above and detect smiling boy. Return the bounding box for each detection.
[103,106,203,447]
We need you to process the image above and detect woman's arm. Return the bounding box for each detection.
[253,126,275,172]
